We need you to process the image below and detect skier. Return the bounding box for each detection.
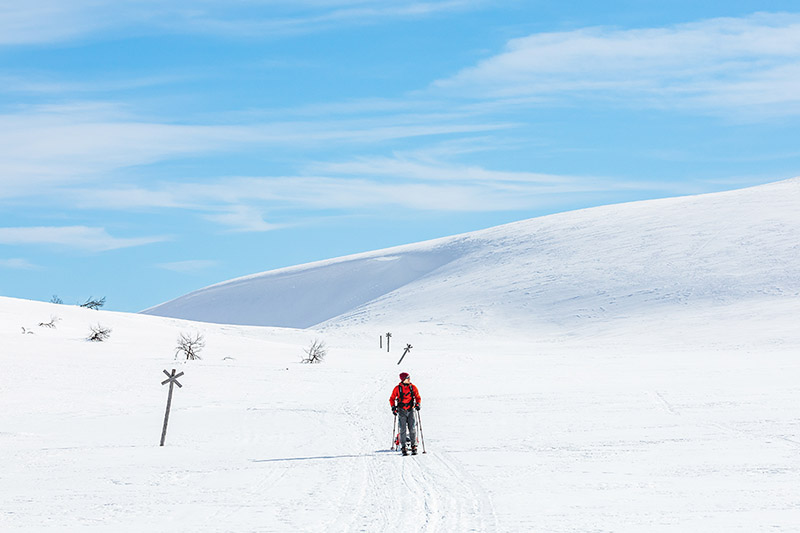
[390,372,421,455]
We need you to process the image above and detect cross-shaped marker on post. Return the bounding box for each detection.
[160,369,184,446]
[162,368,184,387]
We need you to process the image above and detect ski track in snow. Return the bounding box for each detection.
[323,373,497,533]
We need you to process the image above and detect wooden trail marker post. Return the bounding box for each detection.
[386,332,392,352]
[160,368,184,446]
[396,344,413,365]
[380,335,383,349]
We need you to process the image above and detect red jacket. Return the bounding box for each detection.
[390,382,421,409]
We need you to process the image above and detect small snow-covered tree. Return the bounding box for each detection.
[301,339,327,364]
[87,324,112,342]
[176,332,204,360]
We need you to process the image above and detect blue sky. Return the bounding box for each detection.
[2,1,799,312]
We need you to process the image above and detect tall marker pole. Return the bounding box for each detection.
[397,344,413,365]
[160,369,184,446]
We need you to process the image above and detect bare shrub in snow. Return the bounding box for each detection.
[39,316,60,329]
[176,332,204,360]
[80,296,106,310]
[50,295,63,304]
[21,327,34,335]
[87,324,112,342]
[301,339,327,364]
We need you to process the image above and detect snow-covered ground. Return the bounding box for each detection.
[4,179,800,531]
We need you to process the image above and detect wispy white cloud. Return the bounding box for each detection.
[0,73,189,95]
[58,153,680,218]
[0,1,483,45]
[157,259,219,272]
[238,117,513,144]
[0,103,509,201]
[310,155,571,184]
[178,0,483,38]
[211,175,662,212]
[0,258,41,270]
[68,187,190,211]
[433,12,800,116]
[0,226,169,251]
[0,104,250,198]
[291,153,682,210]
[203,206,284,233]
[0,1,111,45]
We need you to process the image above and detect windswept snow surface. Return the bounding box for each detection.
[143,178,800,343]
[5,179,800,531]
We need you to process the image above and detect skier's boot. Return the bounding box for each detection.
[411,445,418,455]
[401,446,408,456]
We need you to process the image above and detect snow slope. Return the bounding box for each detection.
[143,178,800,343]
[143,249,462,329]
[3,295,800,532]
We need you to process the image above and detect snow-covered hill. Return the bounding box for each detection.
[143,178,800,341]
[5,178,800,531]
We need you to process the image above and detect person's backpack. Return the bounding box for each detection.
[397,383,416,409]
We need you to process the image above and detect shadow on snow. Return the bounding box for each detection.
[251,450,396,463]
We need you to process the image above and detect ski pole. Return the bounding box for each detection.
[416,409,426,454]
[391,411,398,451]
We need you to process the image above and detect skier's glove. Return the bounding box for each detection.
[415,405,421,411]
[392,406,397,415]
